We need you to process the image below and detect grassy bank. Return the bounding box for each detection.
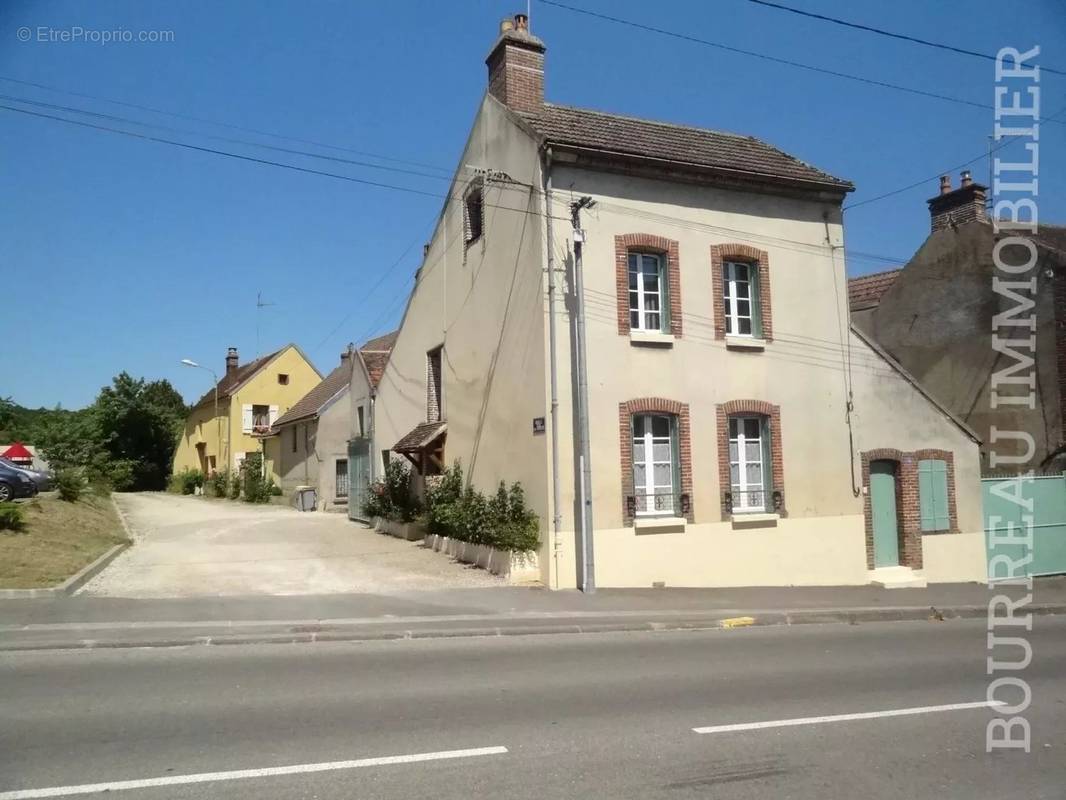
[0,492,129,589]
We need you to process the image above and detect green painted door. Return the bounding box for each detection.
[871,460,900,568]
[347,439,371,522]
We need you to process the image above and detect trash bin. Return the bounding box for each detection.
[293,486,317,512]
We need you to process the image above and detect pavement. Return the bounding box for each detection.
[2,617,1063,799]
[81,493,501,597]
[2,578,1063,651]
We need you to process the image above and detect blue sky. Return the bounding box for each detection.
[2,0,1063,409]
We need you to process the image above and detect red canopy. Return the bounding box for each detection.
[2,442,33,461]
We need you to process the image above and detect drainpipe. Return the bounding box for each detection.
[543,147,563,589]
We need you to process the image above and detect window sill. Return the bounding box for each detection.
[629,330,675,347]
[920,528,959,536]
[730,512,779,529]
[725,335,767,351]
[633,515,686,533]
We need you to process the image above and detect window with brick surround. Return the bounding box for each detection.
[426,346,443,423]
[710,244,773,341]
[619,398,693,523]
[614,234,682,338]
[716,400,785,516]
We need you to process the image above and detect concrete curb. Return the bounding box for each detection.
[2,603,1062,652]
[0,496,132,600]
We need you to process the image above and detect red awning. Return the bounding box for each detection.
[2,442,32,460]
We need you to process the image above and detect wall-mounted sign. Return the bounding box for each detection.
[532,416,546,435]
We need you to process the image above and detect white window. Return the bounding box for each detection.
[724,261,758,337]
[251,404,271,433]
[628,252,664,332]
[632,413,676,515]
[729,416,768,512]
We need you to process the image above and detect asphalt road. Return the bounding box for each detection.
[2,618,1064,799]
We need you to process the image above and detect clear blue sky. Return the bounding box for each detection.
[2,0,1063,409]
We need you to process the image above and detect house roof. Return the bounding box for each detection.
[847,268,903,311]
[192,348,281,409]
[272,359,353,429]
[518,103,853,192]
[393,421,447,453]
[359,330,398,389]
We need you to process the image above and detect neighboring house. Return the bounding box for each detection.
[172,345,322,478]
[850,172,1066,474]
[0,443,48,472]
[267,333,397,512]
[372,13,987,590]
[347,330,398,520]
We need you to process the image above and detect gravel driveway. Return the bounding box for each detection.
[81,493,501,597]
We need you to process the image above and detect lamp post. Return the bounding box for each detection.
[181,359,221,475]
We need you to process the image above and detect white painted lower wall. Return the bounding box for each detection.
[547,516,989,589]
[921,532,987,584]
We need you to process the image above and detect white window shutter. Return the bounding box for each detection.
[242,405,253,433]
[268,405,279,426]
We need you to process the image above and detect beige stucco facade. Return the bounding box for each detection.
[174,345,322,481]
[374,91,987,590]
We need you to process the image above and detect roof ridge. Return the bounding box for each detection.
[540,102,752,142]
[848,267,904,282]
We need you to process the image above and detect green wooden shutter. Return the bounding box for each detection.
[760,416,773,501]
[750,265,763,339]
[658,255,670,333]
[919,459,950,531]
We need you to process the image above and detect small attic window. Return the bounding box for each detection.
[464,182,484,245]
[278,373,289,385]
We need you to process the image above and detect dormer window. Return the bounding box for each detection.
[464,183,484,245]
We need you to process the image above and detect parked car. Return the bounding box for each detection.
[0,457,52,492]
[0,460,37,501]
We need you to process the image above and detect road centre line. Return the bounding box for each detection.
[693,700,1004,734]
[0,746,509,800]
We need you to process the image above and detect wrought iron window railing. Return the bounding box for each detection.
[723,488,783,514]
[626,491,690,518]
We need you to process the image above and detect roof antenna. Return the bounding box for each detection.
[256,291,276,357]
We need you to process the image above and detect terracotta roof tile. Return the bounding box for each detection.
[192,348,282,409]
[359,329,398,388]
[848,268,902,311]
[393,421,447,453]
[519,103,852,190]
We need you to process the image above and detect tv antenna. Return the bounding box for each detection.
[256,291,276,357]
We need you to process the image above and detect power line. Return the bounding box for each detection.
[540,0,1065,126]
[0,73,456,176]
[744,0,1066,77]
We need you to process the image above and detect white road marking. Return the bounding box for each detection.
[693,700,1004,734]
[0,746,509,799]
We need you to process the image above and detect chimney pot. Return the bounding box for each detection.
[514,13,529,31]
[939,174,952,195]
[225,347,239,377]
[960,170,973,187]
[499,17,514,33]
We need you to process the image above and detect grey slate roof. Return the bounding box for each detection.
[519,103,852,190]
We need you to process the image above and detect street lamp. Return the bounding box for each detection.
[181,359,222,475]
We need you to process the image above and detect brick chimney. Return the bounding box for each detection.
[927,170,988,232]
[486,13,545,113]
[225,347,239,377]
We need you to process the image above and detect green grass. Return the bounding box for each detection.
[0,491,129,589]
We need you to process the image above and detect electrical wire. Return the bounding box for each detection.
[744,0,1066,77]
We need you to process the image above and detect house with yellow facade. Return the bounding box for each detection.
[173,344,321,479]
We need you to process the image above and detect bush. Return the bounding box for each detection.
[240,453,272,503]
[362,460,421,521]
[207,469,230,498]
[171,468,204,496]
[54,468,84,502]
[423,462,540,552]
[229,470,242,499]
[0,502,25,532]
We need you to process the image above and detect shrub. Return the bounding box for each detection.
[362,460,421,521]
[229,469,242,499]
[207,469,230,498]
[422,462,540,552]
[240,453,272,503]
[0,502,25,532]
[171,468,204,496]
[105,459,138,492]
[54,468,84,502]
[361,482,389,519]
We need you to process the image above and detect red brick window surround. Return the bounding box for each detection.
[715,400,784,518]
[710,244,773,341]
[618,398,693,524]
[614,234,682,338]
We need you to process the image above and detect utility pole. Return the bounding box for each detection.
[571,196,596,593]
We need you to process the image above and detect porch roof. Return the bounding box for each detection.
[393,421,447,453]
